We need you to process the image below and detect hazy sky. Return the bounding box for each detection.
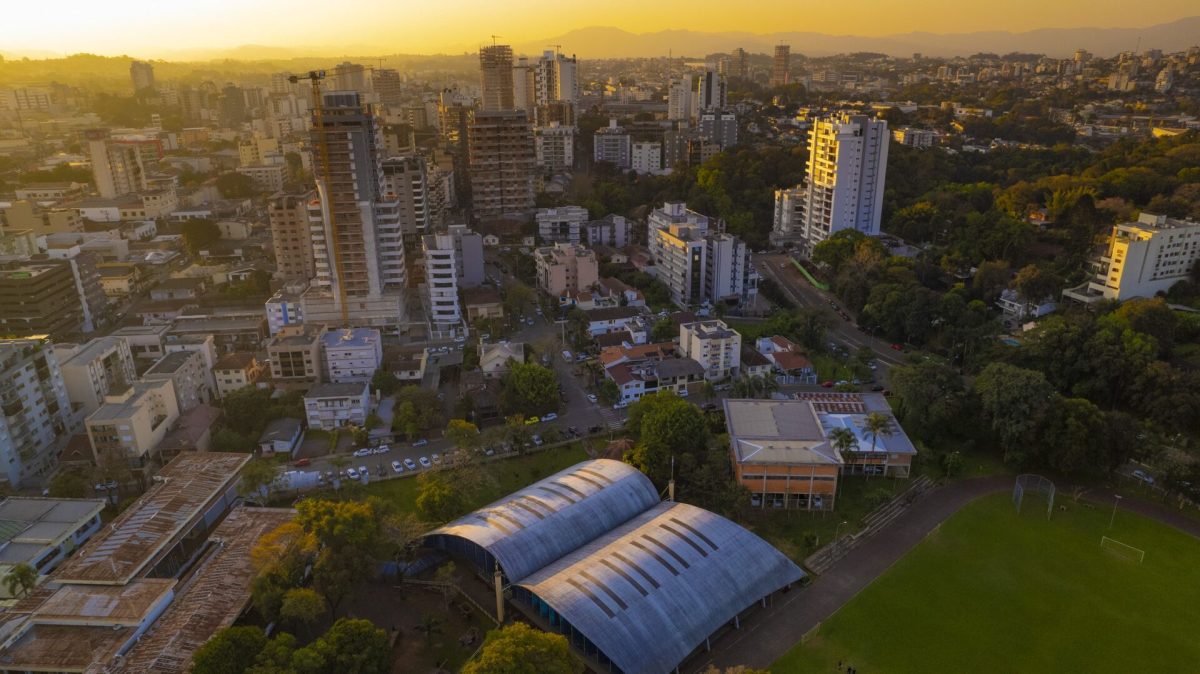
[5,0,1197,57]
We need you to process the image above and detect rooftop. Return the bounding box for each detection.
[32,578,175,626]
[212,351,257,371]
[585,306,643,322]
[320,327,380,349]
[0,498,105,565]
[86,380,174,423]
[53,452,250,585]
[258,418,302,443]
[143,350,196,376]
[305,382,368,399]
[723,399,840,465]
[112,508,296,674]
[682,320,737,340]
[56,338,126,369]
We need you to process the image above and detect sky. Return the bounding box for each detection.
[4,0,1197,58]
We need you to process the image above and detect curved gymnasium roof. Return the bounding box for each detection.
[518,500,805,674]
[427,459,660,581]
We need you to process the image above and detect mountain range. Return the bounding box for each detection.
[512,18,1200,59]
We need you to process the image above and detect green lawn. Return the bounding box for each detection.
[773,492,1200,673]
[328,444,590,513]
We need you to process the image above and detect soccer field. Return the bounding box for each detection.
[773,492,1200,673]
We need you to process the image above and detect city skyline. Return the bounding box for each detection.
[3,1,1198,58]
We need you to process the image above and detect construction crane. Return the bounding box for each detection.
[489,34,502,46]
[289,70,350,327]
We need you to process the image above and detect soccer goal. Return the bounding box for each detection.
[1101,536,1146,563]
[1013,474,1056,520]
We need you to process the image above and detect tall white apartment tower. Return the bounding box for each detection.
[788,113,888,255]
[695,68,727,115]
[667,77,693,122]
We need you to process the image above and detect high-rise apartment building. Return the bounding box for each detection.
[421,226,483,337]
[479,45,516,112]
[130,61,155,93]
[536,206,589,244]
[0,336,74,487]
[774,113,888,254]
[699,111,738,149]
[535,122,575,174]
[304,91,407,329]
[468,110,537,218]
[0,259,88,340]
[370,68,403,107]
[771,45,791,87]
[695,68,727,113]
[268,192,317,282]
[593,119,632,169]
[731,48,749,79]
[53,337,137,418]
[648,202,757,306]
[85,129,157,199]
[667,77,693,121]
[535,243,599,298]
[381,155,433,284]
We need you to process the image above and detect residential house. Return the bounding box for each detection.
[212,351,265,397]
[258,417,302,457]
[464,287,505,323]
[584,306,644,337]
[480,342,525,379]
[756,336,816,384]
[265,324,325,388]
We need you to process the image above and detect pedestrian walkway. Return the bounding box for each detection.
[595,406,626,430]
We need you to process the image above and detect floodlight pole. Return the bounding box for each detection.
[1108,494,1123,529]
[833,520,848,561]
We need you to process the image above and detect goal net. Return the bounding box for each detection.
[1013,474,1056,520]
[1101,536,1145,563]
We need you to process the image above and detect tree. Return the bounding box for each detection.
[862,412,892,479]
[370,369,399,396]
[971,260,1010,303]
[596,379,619,405]
[3,563,37,598]
[1040,396,1108,475]
[182,219,221,256]
[47,470,89,499]
[499,362,558,417]
[1012,264,1062,304]
[394,401,419,440]
[279,587,325,637]
[303,618,390,674]
[503,282,534,317]
[296,499,380,548]
[650,317,677,342]
[414,614,443,646]
[626,393,709,485]
[239,459,278,504]
[463,622,575,674]
[216,171,257,198]
[445,419,481,451]
[828,427,859,461]
[415,471,467,522]
[973,362,1056,465]
[193,626,268,674]
[731,374,778,399]
[888,362,967,441]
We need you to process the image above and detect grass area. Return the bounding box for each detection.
[773,492,1200,673]
[329,444,591,513]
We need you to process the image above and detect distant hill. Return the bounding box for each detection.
[511,17,1200,59]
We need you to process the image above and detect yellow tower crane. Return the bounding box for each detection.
[290,70,350,327]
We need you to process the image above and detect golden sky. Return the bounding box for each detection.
[4,0,1197,57]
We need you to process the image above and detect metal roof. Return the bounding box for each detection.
[519,501,805,674]
[428,459,659,582]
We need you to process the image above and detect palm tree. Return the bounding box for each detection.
[829,427,859,459]
[3,563,37,598]
[758,375,780,399]
[863,412,892,481]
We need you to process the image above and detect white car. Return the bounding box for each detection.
[562,350,573,362]
[613,401,628,409]
[412,438,429,447]
[532,434,543,446]
[352,447,372,458]
[587,394,598,403]
[419,456,432,468]
[373,444,390,454]
[346,468,360,480]
[541,412,558,422]
[391,460,404,473]
[454,336,466,343]
[358,466,369,479]
[403,458,417,470]
[431,453,442,465]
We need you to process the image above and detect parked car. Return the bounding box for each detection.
[890,343,904,351]
[412,438,428,447]
[871,385,885,392]
[541,412,558,422]
[532,434,543,446]
[403,458,417,470]
[562,349,573,362]
[431,453,441,465]
[293,458,311,467]
[454,335,466,343]
[820,381,834,388]
[346,468,360,480]
[419,456,432,468]
[525,416,540,425]
[587,393,598,403]
[391,460,404,473]
[373,444,390,454]
[1133,469,1155,485]
[613,401,628,409]
[353,447,372,458]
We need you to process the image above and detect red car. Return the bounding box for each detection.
[890,343,904,351]
[820,380,834,388]
[293,458,311,467]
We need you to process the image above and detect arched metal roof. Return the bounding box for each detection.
[427,459,660,581]
[518,501,805,674]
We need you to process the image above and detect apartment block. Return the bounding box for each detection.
[0,337,74,487]
[212,352,265,397]
[536,206,589,244]
[0,259,87,340]
[772,45,791,87]
[303,382,369,430]
[468,110,537,218]
[53,337,137,418]
[680,320,742,381]
[892,126,935,148]
[0,200,83,236]
[84,379,179,468]
[321,327,383,384]
[535,122,575,175]
[142,349,214,412]
[236,163,286,192]
[593,119,631,169]
[631,142,664,175]
[648,202,756,306]
[585,214,633,248]
[535,243,599,298]
[1065,213,1200,304]
[264,285,306,335]
[266,324,326,387]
